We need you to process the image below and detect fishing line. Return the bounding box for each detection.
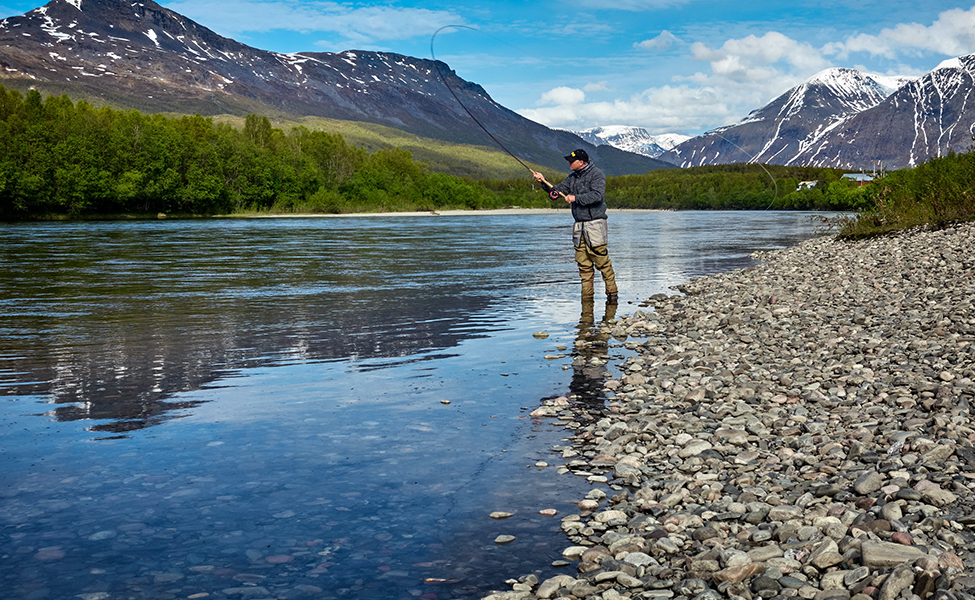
[430,25,535,174]
[711,131,779,210]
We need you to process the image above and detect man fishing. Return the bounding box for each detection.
[532,149,618,304]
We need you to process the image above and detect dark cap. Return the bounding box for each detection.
[564,149,589,163]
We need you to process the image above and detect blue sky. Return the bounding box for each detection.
[3,0,975,136]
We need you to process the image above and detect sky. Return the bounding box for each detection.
[2,0,975,136]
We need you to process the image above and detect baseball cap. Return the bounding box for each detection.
[564,149,589,163]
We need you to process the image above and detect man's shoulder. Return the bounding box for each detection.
[584,164,606,179]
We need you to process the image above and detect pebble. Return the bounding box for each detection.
[485,223,975,600]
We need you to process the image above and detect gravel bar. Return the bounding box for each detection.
[487,222,975,600]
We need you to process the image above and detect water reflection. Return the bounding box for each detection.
[0,219,546,434]
[7,284,496,433]
[0,212,836,436]
[568,297,620,406]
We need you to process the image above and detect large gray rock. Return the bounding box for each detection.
[536,575,577,599]
[861,541,929,568]
[878,564,915,600]
[853,470,884,495]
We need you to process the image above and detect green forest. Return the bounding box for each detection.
[608,163,869,211]
[0,86,876,219]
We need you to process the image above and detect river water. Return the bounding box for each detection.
[0,211,834,600]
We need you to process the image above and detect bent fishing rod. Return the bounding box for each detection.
[430,26,568,201]
[430,25,534,174]
[710,132,779,210]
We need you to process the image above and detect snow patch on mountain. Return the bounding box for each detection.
[934,57,963,73]
[651,133,691,151]
[664,65,923,169]
[868,73,916,96]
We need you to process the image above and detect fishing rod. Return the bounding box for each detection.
[429,25,537,176]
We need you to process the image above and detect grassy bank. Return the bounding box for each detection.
[838,151,975,237]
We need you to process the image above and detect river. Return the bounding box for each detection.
[0,211,835,600]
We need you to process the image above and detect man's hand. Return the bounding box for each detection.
[565,194,576,203]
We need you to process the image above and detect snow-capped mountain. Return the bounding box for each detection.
[663,68,912,168]
[790,56,975,168]
[572,126,690,158]
[0,0,672,175]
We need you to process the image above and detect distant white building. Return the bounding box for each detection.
[797,180,818,190]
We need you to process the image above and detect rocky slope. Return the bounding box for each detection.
[663,68,904,168]
[791,57,975,169]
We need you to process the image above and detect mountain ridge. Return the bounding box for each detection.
[662,68,908,168]
[788,56,975,169]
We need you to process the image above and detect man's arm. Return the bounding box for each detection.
[531,170,554,191]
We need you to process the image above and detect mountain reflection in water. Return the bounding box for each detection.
[0,212,834,435]
[0,218,537,433]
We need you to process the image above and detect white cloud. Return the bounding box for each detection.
[823,7,975,59]
[583,82,612,92]
[522,30,833,134]
[635,30,681,51]
[690,32,831,79]
[537,86,586,106]
[162,0,464,45]
[520,84,734,135]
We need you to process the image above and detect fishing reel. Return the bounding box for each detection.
[549,190,561,200]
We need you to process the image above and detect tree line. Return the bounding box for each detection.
[0,86,872,219]
[607,163,871,211]
[0,87,528,218]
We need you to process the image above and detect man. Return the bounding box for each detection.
[532,149,618,304]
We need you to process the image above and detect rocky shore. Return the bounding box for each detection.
[487,222,975,600]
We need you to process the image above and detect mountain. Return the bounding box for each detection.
[0,0,673,175]
[662,68,904,168]
[790,57,975,168]
[572,126,690,159]
[663,59,975,171]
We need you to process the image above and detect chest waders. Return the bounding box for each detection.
[573,218,617,302]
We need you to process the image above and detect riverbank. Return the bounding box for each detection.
[232,208,567,217]
[490,222,975,599]
[231,208,677,218]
